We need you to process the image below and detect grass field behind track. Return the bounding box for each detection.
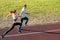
[0,0,60,28]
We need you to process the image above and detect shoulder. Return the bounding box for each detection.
[22,7,25,10]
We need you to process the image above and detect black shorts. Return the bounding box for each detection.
[21,17,28,23]
[13,18,17,23]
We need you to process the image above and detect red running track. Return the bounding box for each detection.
[0,23,60,40]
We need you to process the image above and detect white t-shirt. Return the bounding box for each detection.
[21,7,26,18]
[12,13,17,20]
[12,13,17,23]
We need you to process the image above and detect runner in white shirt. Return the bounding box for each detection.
[20,4,29,27]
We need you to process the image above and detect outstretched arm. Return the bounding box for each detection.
[26,10,30,15]
[18,10,22,17]
[26,12,30,14]
[6,13,11,20]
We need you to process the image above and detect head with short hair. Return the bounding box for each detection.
[24,4,27,8]
[14,10,16,13]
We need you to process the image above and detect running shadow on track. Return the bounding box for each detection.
[45,32,60,34]
[21,29,60,34]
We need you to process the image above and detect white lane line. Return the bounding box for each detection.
[1,29,60,38]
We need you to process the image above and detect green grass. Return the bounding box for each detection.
[0,0,60,28]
